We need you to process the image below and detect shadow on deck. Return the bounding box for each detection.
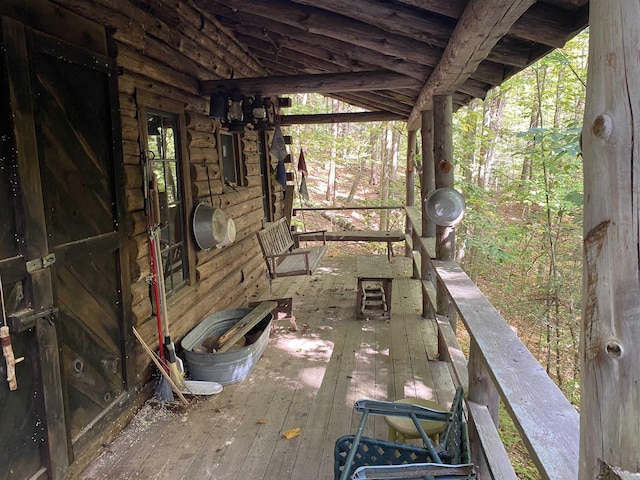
[81,255,458,480]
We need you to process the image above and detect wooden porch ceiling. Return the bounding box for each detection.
[196,0,588,127]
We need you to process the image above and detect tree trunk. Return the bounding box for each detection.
[346,159,362,203]
[326,98,340,202]
[479,88,507,189]
[580,1,640,476]
[370,130,380,186]
[380,125,391,230]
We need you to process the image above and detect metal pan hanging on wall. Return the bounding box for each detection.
[424,188,466,227]
[192,203,228,250]
[216,218,236,249]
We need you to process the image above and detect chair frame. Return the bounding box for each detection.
[334,387,475,480]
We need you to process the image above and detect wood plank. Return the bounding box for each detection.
[356,254,394,279]
[467,401,518,480]
[434,259,579,480]
[436,315,469,391]
[405,205,423,237]
[217,301,278,352]
[270,268,348,479]
[297,230,405,243]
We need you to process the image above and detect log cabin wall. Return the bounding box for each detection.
[1,0,289,475]
[46,0,286,377]
[1,0,287,474]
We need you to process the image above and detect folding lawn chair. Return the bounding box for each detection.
[334,387,475,480]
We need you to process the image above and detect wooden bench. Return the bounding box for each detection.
[294,230,405,261]
[257,217,327,280]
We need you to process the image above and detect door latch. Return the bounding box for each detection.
[26,253,56,273]
[8,306,59,332]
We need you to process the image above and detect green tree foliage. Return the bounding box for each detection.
[455,31,588,405]
[286,94,408,236]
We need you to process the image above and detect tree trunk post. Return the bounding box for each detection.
[433,95,456,329]
[421,110,436,239]
[420,110,435,317]
[580,1,640,477]
[406,130,418,269]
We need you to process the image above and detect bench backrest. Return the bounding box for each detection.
[257,217,294,258]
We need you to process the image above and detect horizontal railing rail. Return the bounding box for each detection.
[292,205,405,215]
[405,206,580,480]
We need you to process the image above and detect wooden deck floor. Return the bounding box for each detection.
[81,255,457,480]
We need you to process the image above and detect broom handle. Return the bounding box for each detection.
[151,176,177,366]
[132,327,188,406]
[145,164,165,364]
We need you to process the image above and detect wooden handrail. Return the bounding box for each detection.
[292,205,404,215]
[404,207,580,480]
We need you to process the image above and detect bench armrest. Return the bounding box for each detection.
[292,229,327,246]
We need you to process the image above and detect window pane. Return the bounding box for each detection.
[146,109,187,295]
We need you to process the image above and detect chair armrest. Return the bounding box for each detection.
[354,399,450,422]
[352,462,475,479]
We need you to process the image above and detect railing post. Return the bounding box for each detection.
[468,338,499,424]
[433,95,457,329]
[405,130,418,278]
[421,110,435,316]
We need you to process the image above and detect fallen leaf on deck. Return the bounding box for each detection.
[282,427,301,439]
[257,418,268,424]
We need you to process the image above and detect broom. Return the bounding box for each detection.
[132,327,188,406]
[152,174,186,392]
[143,156,173,401]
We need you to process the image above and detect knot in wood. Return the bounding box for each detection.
[605,339,623,358]
[591,114,612,139]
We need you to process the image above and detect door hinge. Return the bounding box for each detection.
[26,253,56,273]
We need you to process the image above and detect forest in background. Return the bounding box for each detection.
[284,30,589,479]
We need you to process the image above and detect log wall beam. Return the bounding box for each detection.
[201,70,421,96]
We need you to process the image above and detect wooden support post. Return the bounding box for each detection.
[420,111,435,317]
[421,110,436,239]
[406,130,418,270]
[468,338,499,424]
[580,1,640,477]
[433,95,456,329]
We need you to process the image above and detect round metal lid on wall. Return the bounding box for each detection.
[193,203,228,250]
[424,188,466,227]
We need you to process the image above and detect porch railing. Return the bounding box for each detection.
[405,206,580,480]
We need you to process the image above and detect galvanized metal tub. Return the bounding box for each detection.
[181,308,272,385]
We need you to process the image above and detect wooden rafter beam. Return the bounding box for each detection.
[280,111,405,125]
[200,70,421,95]
[407,0,536,130]
[396,0,588,48]
[197,0,444,67]
[202,0,506,86]
[227,15,433,80]
[290,0,456,48]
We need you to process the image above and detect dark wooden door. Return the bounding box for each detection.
[0,17,130,479]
